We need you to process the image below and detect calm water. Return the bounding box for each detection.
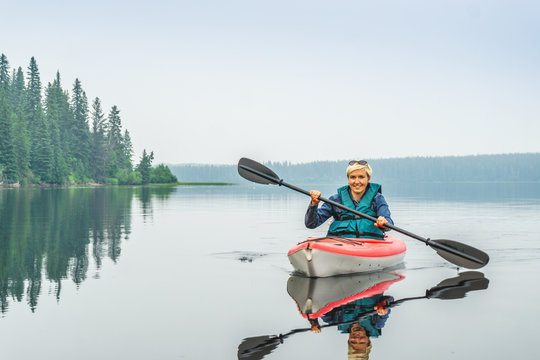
[1,183,539,359]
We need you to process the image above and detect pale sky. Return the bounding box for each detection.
[2,0,539,164]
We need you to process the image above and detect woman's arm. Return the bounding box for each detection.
[305,193,339,229]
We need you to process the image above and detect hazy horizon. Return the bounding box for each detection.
[2,1,539,164]
[167,151,540,166]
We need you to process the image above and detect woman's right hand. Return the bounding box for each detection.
[310,190,321,206]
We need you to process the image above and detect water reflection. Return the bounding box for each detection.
[238,271,489,359]
[0,186,176,314]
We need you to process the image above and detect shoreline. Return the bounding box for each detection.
[0,182,236,188]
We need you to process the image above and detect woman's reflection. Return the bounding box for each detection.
[309,292,394,359]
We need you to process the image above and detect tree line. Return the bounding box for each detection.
[0,54,177,185]
[169,153,540,184]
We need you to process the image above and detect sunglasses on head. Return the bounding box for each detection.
[348,160,368,166]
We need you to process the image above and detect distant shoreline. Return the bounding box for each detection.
[168,153,540,184]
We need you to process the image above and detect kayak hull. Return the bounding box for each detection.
[287,272,405,319]
[287,236,406,277]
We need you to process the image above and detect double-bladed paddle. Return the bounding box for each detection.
[237,157,489,269]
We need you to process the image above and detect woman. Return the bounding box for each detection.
[305,159,393,239]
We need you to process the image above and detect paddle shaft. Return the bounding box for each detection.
[239,164,483,264]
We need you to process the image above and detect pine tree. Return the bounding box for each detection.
[0,93,18,182]
[32,109,53,183]
[0,54,17,182]
[136,149,154,185]
[70,78,91,179]
[45,73,70,183]
[0,54,10,93]
[106,105,123,176]
[26,57,52,182]
[121,129,133,171]
[10,67,30,180]
[90,97,107,182]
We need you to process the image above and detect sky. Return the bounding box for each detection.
[1,0,539,164]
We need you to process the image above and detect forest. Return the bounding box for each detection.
[169,153,540,184]
[0,54,176,185]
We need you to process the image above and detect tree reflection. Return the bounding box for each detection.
[0,185,176,314]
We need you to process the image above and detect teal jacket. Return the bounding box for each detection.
[305,183,393,239]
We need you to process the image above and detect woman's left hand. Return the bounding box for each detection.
[374,216,388,228]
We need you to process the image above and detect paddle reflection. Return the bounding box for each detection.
[0,186,176,314]
[237,271,489,360]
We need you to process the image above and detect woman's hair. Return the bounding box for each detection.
[346,160,372,179]
[347,342,372,360]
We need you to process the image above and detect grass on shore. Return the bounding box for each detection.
[175,182,236,186]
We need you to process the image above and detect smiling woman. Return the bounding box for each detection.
[305,159,393,239]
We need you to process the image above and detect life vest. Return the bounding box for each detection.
[327,183,385,239]
[323,294,390,337]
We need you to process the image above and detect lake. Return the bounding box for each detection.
[0,183,539,359]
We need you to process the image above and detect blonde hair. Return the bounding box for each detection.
[346,159,372,179]
[347,342,372,360]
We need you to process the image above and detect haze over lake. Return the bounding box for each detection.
[0,183,538,359]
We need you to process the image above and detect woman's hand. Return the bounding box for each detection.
[309,190,321,206]
[309,320,321,333]
[374,298,390,315]
[374,216,388,228]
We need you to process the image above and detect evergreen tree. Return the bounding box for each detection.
[10,67,30,180]
[90,97,107,182]
[0,54,10,93]
[136,149,154,185]
[45,74,70,183]
[106,105,123,176]
[32,110,53,183]
[25,58,52,182]
[70,78,91,178]
[0,93,18,182]
[121,129,133,171]
[0,55,17,182]
[25,57,42,128]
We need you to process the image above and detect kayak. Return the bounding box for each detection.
[287,272,404,319]
[287,235,406,277]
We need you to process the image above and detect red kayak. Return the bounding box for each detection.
[287,235,406,277]
[287,272,405,319]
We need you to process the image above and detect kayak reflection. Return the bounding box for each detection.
[237,271,489,360]
[288,272,403,359]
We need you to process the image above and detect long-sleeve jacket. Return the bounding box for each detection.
[305,186,393,231]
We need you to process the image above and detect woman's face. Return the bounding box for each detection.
[348,169,370,198]
[349,324,369,352]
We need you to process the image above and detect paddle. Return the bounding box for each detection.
[237,271,489,359]
[237,157,489,269]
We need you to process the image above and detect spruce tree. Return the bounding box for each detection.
[0,93,18,182]
[0,54,10,93]
[136,149,154,185]
[106,105,123,176]
[70,78,91,179]
[0,54,17,182]
[45,74,70,183]
[90,97,107,182]
[10,67,30,180]
[121,129,133,171]
[26,57,52,182]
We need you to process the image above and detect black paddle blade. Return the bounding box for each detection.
[429,239,489,269]
[237,335,281,360]
[426,271,489,300]
[238,157,280,185]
